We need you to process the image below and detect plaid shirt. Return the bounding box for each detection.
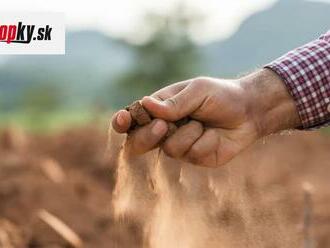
[265,31,330,129]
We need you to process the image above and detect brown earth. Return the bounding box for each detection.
[0,124,330,247]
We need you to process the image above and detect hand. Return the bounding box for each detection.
[111,69,300,167]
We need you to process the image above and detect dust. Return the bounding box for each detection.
[108,127,299,248]
[1,125,329,246]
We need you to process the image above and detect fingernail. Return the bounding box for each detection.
[117,112,125,126]
[152,120,167,136]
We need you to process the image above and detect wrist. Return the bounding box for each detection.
[239,69,301,137]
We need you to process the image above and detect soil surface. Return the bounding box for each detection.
[0,125,330,247]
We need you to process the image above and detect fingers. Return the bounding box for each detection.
[150,80,191,100]
[163,126,224,168]
[162,120,203,158]
[111,108,233,167]
[188,153,218,168]
[111,110,132,133]
[142,82,204,121]
[125,119,168,155]
[111,81,190,133]
[185,129,219,166]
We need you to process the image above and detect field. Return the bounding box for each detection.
[1,124,330,247]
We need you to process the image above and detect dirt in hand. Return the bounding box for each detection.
[125,101,152,126]
[125,100,189,136]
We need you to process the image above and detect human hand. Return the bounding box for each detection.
[111,69,300,167]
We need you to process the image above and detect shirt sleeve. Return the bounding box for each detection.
[264,30,330,130]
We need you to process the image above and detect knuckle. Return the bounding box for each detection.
[191,76,209,88]
[163,140,181,158]
[193,76,208,83]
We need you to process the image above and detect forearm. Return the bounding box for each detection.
[240,30,330,137]
[265,30,330,129]
[240,69,301,136]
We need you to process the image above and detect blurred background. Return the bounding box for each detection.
[1,0,330,247]
[1,0,330,131]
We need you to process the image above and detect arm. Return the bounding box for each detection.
[265,30,330,129]
[111,69,299,167]
[111,31,330,167]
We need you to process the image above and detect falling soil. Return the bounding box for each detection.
[1,124,330,247]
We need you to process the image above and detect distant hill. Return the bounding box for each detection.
[0,0,329,111]
[203,0,330,76]
[0,31,133,110]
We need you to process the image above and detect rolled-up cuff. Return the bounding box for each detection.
[264,34,330,130]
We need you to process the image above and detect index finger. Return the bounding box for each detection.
[149,80,191,101]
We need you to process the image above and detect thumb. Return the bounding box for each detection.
[142,85,203,121]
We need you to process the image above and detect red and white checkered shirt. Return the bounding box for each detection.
[265,31,330,129]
